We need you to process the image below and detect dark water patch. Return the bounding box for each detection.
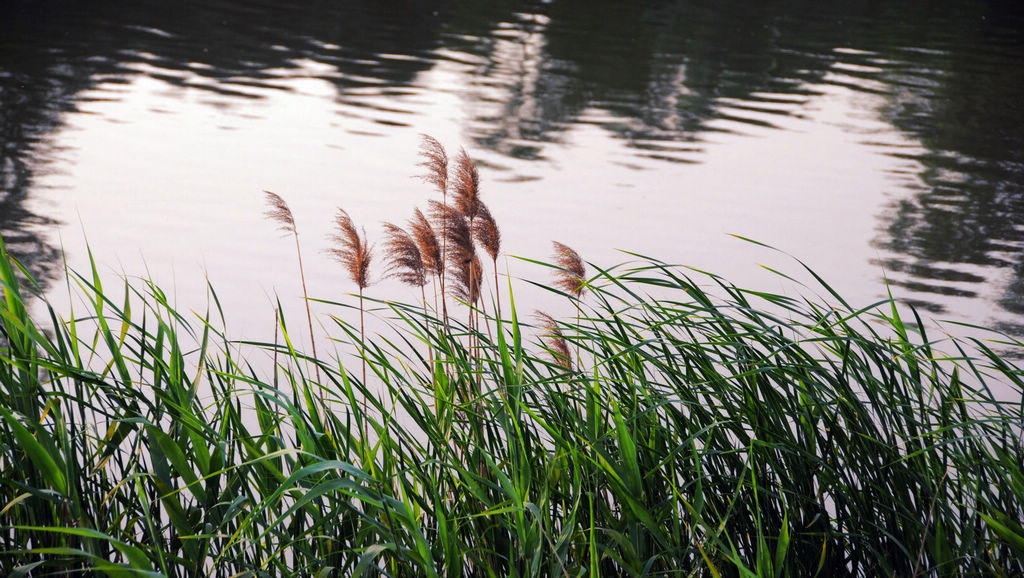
[872,259,988,285]
[891,279,979,299]
[896,298,948,315]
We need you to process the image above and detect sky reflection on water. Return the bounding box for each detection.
[1,0,1023,342]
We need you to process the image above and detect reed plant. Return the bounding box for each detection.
[264,191,320,382]
[1,231,1022,576]
[418,135,450,323]
[328,207,373,435]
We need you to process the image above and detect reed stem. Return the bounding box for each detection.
[294,232,321,383]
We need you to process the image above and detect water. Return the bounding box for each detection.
[2,0,1024,345]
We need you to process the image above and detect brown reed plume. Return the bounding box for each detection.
[410,208,443,281]
[551,241,586,299]
[453,147,481,220]
[264,191,320,382]
[472,200,502,319]
[381,222,426,289]
[328,208,373,392]
[265,191,296,234]
[446,146,485,329]
[329,209,373,291]
[418,134,448,197]
[534,311,572,370]
[409,207,443,314]
[429,200,481,305]
[453,253,484,307]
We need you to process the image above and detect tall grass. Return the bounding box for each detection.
[2,138,1022,575]
[1,232,1022,576]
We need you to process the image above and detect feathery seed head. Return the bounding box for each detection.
[451,253,483,304]
[472,201,501,262]
[410,207,443,278]
[418,134,449,196]
[264,191,296,235]
[453,147,481,219]
[552,241,586,298]
[430,200,482,303]
[382,222,427,287]
[534,311,572,370]
[329,208,373,290]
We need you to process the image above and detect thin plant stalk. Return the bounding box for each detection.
[273,305,279,390]
[264,190,320,383]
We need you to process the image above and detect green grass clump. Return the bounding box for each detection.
[0,236,1022,577]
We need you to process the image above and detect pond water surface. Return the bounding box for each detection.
[2,0,1024,346]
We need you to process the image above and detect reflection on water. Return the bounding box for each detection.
[2,0,1023,335]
